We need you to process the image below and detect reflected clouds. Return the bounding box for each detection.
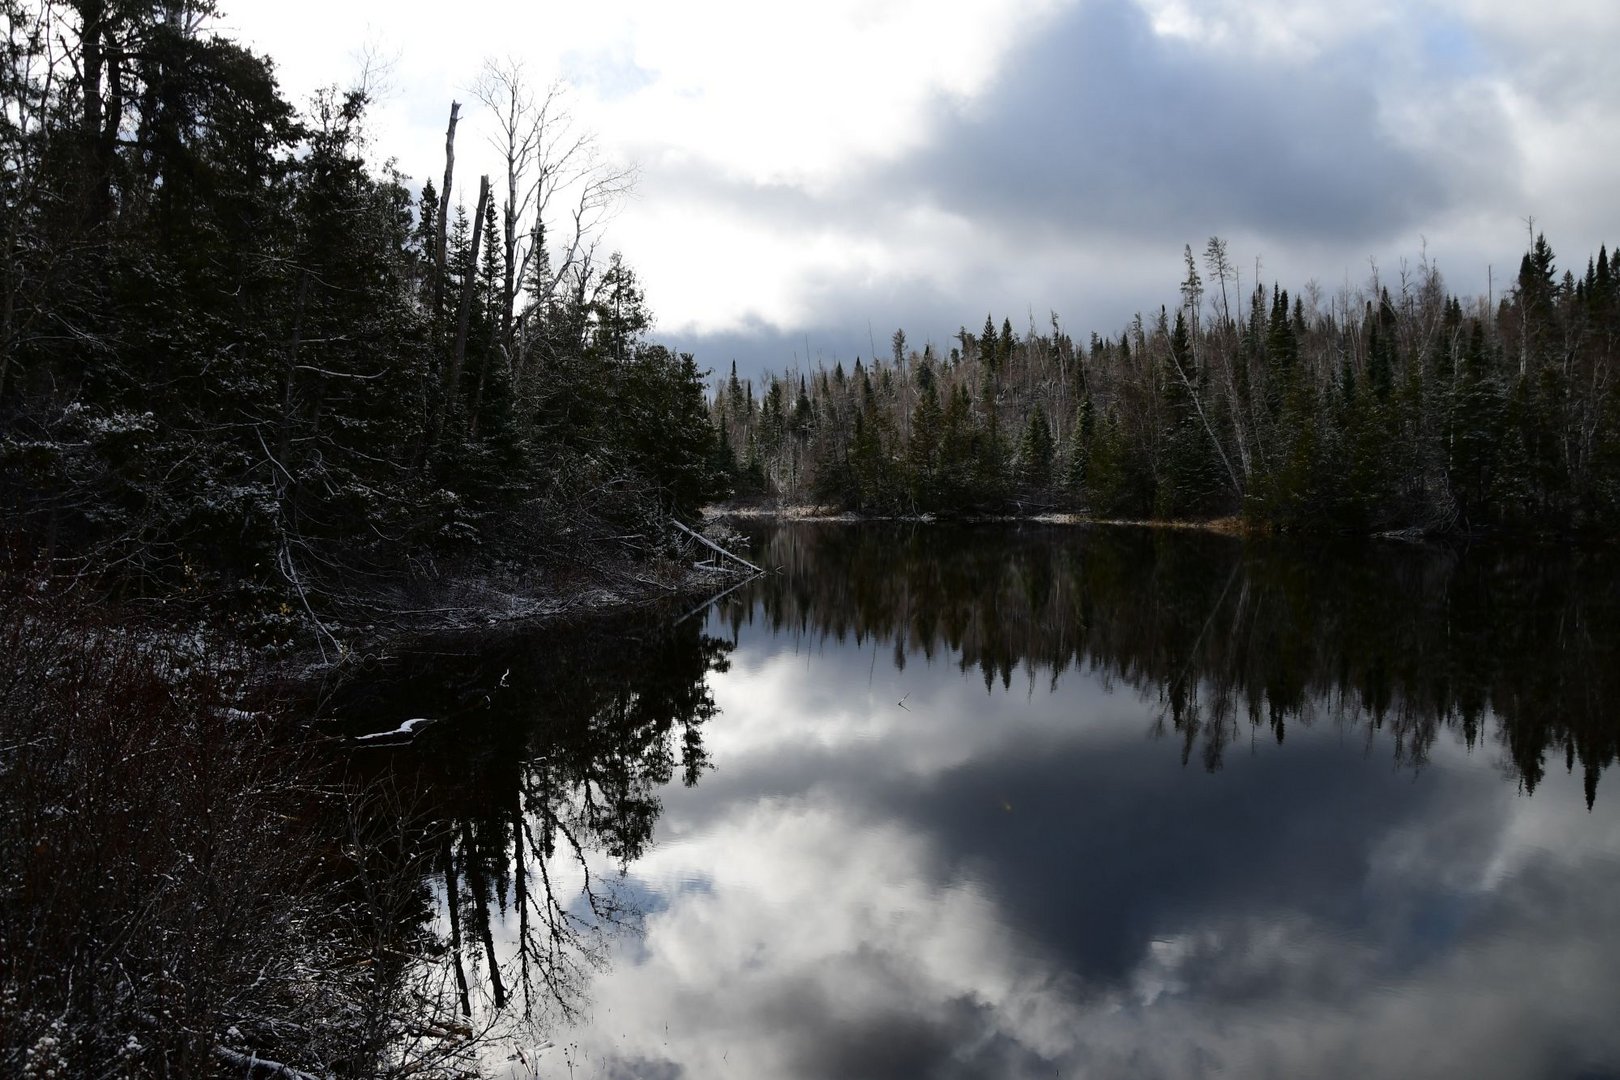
[571,717,1617,1078]
[537,529,1620,1080]
[354,526,1620,1078]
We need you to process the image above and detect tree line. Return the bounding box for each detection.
[1,2,721,638]
[732,523,1619,803]
[714,235,1620,534]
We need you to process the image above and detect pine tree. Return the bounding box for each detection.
[907,378,944,508]
[972,406,1008,505]
[1016,407,1054,491]
[1157,308,1216,517]
[1063,395,1095,502]
[936,384,975,512]
[1449,320,1504,529]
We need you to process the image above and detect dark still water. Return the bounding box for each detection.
[339,524,1620,1080]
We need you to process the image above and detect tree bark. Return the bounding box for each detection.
[445,175,490,411]
[502,161,518,352]
[0,261,15,405]
[77,0,110,226]
[432,101,459,330]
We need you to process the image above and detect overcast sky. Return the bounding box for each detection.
[223,0,1620,381]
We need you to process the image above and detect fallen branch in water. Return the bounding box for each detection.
[670,519,762,574]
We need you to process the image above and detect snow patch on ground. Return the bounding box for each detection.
[354,717,438,743]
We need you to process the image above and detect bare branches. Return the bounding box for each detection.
[468,58,635,370]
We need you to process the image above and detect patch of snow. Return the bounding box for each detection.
[353,717,437,743]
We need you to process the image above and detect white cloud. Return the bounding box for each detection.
[1135,0,1400,58]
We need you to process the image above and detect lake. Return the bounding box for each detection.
[338,523,1620,1079]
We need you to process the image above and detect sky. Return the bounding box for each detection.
[221,0,1620,382]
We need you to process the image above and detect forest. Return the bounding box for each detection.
[713,236,1620,534]
[1,1,722,648]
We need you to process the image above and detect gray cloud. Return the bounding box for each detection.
[665,271,1162,387]
[654,0,1557,383]
[887,0,1492,245]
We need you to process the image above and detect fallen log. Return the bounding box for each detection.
[670,519,763,574]
[214,1046,325,1080]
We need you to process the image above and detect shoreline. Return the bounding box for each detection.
[272,540,759,691]
[703,504,1619,546]
[704,503,1256,536]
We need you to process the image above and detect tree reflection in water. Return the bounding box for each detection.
[730,524,1619,805]
[331,524,1619,1066]
[328,613,730,1045]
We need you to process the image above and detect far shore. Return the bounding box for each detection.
[705,503,1255,536]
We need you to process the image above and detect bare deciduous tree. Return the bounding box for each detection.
[469,58,635,379]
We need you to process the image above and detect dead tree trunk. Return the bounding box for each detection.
[445,175,491,415]
[432,102,460,332]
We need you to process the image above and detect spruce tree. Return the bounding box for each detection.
[907,379,944,509]
[1449,320,1504,529]
[1063,395,1095,503]
[1016,408,1054,491]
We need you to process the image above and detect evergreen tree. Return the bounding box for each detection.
[1016,407,1054,491]
[907,378,944,508]
[1449,320,1504,529]
[936,384,976,512]
[981,314,999,374]
[972,406,1008,506]
[1063,395,1095,502]
[1157,309,1217,517]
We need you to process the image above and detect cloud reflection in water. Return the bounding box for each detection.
[534,527,1620,1080]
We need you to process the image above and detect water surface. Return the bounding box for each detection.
[344,524,1620,1079]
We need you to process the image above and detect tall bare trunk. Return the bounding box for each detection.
[446,175,491,411]
[432,102,459,330]
[78,1,110,226]
[0,257,15,405]
[502,167,517,352]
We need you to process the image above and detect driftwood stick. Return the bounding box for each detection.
[669,519,762,574]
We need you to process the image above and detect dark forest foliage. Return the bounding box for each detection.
[1,2,720,634]
[714,238,1620,534]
